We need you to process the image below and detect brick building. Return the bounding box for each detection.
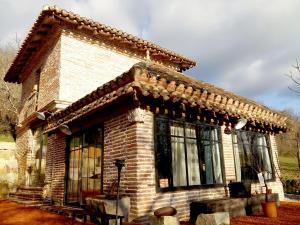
[4,6,287,222]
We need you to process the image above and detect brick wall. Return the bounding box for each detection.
[103,111,139,219]
[103,109,226,222]
[59,32,140,103]
[221,126,236,182]
[45,132,66,203]
[19,71,36,123]
[37,37,61,110]
[103,108,284,222]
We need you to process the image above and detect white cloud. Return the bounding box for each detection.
[0,0,299,112]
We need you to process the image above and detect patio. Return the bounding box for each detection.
[0,200,299,225]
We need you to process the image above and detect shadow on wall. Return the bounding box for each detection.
[0,142,18,199]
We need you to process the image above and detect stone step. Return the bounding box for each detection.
[9,186,44,204]
[9,197,42,207]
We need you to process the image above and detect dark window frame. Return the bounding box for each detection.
[65,125,104,206]
[154,115,226,192]
[232,130,275,182]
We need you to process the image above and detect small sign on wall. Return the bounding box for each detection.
[159,179,169,188]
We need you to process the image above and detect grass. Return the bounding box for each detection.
[279,156,300,180]
[0,134,14,142]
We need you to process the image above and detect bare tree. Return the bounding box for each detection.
[0,38,21,140]
[287,59,300,94]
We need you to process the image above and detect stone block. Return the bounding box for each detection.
[149,215,180,225]
[196,212,230,225]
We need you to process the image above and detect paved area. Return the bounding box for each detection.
[0,200,299,225]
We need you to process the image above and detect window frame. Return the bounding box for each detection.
[64,124,104,206]
[232,130,275,183]
[154,115,226,192]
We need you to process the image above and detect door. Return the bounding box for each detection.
[66,126,102,205]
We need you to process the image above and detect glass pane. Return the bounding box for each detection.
[203,141,214,184]
[186,138,201,185]
[211,129,223,183]
[233,142,242,182]
[257,136,272,179]
[156,117,169,134]
[171,135,187,187]
[185,124,196,138]
[200,126,211,140]
[171,122,184,136]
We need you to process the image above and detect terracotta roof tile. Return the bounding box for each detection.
[5,5,196,83]
[45,62,287,133]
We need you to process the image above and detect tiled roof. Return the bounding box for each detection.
[45,62,287,133]
[4,5,196,83]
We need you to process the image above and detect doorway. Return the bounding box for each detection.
[66,126,102,205]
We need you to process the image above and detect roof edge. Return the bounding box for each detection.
[4,5,196,83]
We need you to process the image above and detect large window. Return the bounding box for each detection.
[232,130,273,182]
[155,116,224,191]
[66,126,102,205]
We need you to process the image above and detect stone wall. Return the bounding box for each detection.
[0,142,17,198]
[15,129,33,186]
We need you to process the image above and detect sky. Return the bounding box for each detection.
[0,0,299,113]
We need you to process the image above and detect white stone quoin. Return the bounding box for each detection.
[196,212,230,225]
[149,215,180,225]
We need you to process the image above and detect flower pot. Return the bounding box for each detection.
[261,201,277,218]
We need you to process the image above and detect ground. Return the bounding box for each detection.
[231,201,300,225]
[0,200,300,225]
[0,200,88,225]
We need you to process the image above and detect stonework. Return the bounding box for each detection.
[0,142,17,198]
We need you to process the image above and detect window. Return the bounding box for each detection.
[66,126,102,205]
[232,130,273,182]
[155,116,224,190]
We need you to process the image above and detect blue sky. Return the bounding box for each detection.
[1,0,299,113]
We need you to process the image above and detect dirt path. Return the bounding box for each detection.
[1,200,300,225]
[231,201,300,225]
[0,200,86,225]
